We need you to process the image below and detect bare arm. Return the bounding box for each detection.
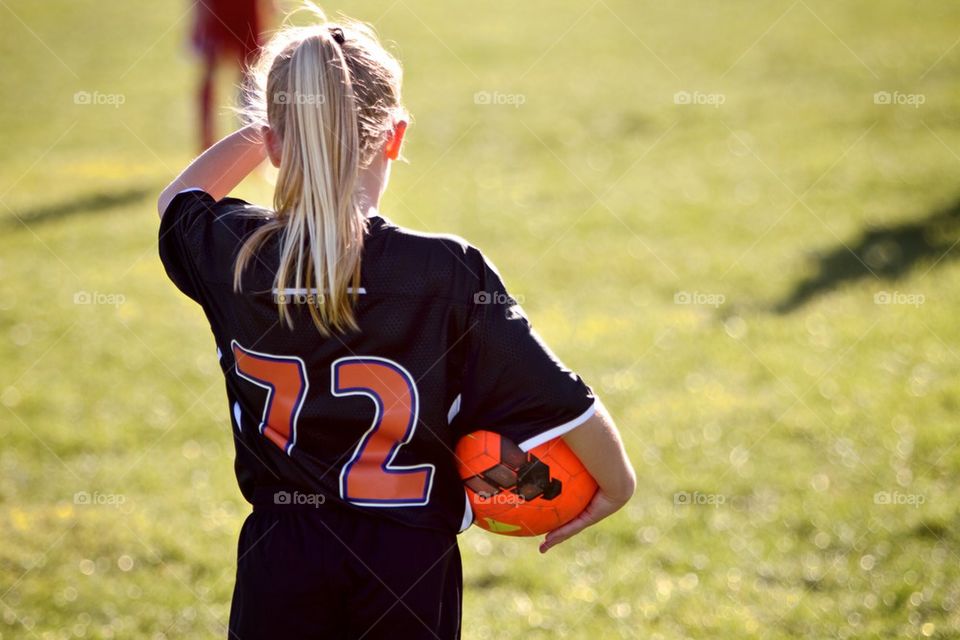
[539,403,636,553]
[157,125,267,217]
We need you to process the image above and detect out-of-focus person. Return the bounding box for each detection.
[192,0,274,150]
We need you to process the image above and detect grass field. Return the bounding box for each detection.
[2,1,960,637]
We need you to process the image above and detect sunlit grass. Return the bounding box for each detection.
[1,1,960,638]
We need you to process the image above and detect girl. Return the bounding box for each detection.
[158,9,635,639]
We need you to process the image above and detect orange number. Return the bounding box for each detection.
[232,340,308,455]
[333,357,434,506]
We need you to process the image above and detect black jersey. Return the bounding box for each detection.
[159,189,596,533]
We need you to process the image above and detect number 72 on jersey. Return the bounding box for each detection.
[231,341,434,507]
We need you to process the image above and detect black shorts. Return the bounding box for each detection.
[228,488,462,639]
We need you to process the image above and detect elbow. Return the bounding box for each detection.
[621,467,638,502]
[624,466,637,499]
[608,464,636,505]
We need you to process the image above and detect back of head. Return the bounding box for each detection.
[235,5,405,335]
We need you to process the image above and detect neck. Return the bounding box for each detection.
[356,159,388,217]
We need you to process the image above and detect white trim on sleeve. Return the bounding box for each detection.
[232,401,243,433]
[517,400,597,452]
[447,394,462,425]
[458,489,473,533]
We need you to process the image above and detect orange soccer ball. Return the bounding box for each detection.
[456,430,598,536]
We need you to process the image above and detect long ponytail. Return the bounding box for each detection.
[234,11,404,335]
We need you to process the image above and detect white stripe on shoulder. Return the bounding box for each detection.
[517,400,598,452]
[176,188,207,195]
[272,287,367,295]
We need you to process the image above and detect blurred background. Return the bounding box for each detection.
[2,1,960,638]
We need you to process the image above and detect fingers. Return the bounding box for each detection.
[539,514,592,554]
[538,489,633,554]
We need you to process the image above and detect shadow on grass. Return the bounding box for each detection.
[2,186,153,228]
[465,573,511,589]
[774,198,960,313]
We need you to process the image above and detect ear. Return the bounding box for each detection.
[263,125,282,168]
[384,119,408,161]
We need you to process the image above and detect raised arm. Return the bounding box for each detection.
[539,403,636,553]
[157,125,268,217]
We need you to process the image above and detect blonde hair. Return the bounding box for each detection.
[234,6,405,334]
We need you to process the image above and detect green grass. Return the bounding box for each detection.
[2,0,960,637]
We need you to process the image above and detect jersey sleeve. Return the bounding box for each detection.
[454,252,597,451]
[158,189,220,303]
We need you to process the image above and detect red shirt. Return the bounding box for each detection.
[192,0,264,61]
